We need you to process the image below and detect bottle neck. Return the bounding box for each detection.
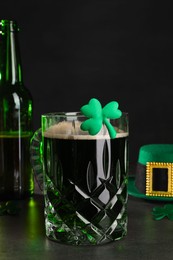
[0,20,23,86]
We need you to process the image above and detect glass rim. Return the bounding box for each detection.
[41,111,128,119]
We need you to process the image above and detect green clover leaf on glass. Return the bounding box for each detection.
[80,98,122,139]
[152,204,173,221]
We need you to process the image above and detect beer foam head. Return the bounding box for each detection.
[43,121,128,140]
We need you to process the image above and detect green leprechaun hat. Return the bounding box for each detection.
[128,144,173,201]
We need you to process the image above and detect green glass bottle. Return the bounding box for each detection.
[0,19,34,200]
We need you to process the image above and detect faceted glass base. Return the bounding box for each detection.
[44,175,128,245]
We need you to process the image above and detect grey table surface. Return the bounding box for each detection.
[0,192,173,260]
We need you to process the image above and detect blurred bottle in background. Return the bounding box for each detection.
[0,19,34,200]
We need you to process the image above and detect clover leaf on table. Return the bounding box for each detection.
[0,201,20,216]
[152,204,173,220]
[80,98,122,139]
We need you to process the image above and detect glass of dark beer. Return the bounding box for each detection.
[30,112,129,245]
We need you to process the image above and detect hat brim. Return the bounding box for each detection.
[128,176,173,201]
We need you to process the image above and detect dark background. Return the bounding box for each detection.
[1,0,173,164]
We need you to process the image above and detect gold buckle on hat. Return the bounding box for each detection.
[146,162,173,197]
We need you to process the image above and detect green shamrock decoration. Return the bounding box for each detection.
[80,98,122,139]
[0,201,20,216]
[152,204,173,220]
